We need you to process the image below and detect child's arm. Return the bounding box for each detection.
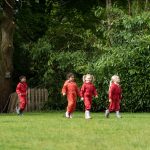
[119,87,122,100]
[108,84,114,102]
[16,83,21,96]
[26,83,28,95]
[61,81,68,96]
[81,97,84,101]
[93,85,98,98]
[95,95,98,98]
[80,84,85,100]
[76,85,80,97]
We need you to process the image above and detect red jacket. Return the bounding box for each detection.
[80,82,98,98]
[109,83,122,101]
[62,80,79,97]
[16,82,28,96]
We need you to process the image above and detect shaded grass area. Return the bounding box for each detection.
[0,112,150,150]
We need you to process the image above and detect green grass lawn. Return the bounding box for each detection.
[0,112,149,150]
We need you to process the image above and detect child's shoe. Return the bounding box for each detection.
[116,111,121,118]
[65,112,70,118]
[85,110,91,119]
[105,109,109,118]
[70,113,73,119]
[16,107,20,115]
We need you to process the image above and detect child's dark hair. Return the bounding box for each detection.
[67,73,74,79]
[19,75,26,80]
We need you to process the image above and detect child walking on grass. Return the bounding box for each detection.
[62,73,80,118]
[16,76,28,115]
[80,74,98,119]
[105,75,122,118]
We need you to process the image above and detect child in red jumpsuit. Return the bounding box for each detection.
[62,73,79,118]
[105,75,122,118]
[80,74,98,119]
[16,76,28,115]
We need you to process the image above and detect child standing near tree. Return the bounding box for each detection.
[105,75,122,118]
[16,75,28,115]
[62,73,79,118]
[80,74,98,119]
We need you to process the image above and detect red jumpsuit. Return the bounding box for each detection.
[62,80,79,113]
[80,82,98,110]
[108,83,122,112]
[16,82,28,111]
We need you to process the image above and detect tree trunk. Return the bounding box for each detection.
[106,0,112,47]
[128,0,131,15]
[106,0,112,9]
[0,0,15,112]
[145,0,149,11]
[39,0,46,13]
[136,0,140,13]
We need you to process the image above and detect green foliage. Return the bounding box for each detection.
[91,9,150,112]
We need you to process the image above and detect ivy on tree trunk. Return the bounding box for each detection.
[0,0,15,112]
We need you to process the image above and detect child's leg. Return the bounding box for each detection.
[66,95,76,118]
[17,97,26,115]
[115,102,121,118]
[84,97,92,119]
[66,100,73,117]
[16,106,20,115]
[105,109,110,118]
[20,97,26,112]
[84,97,92,110]
[85,110,88,119]
[106,101,116,118]
[104,103,112,118]
[109,101,115,112]
[70,101,76,118]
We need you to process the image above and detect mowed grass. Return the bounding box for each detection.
[0,112,149,150]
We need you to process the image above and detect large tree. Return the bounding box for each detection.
[0,0,15,112]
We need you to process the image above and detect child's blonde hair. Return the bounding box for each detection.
[83,74,95,82]
[109,75,120,88]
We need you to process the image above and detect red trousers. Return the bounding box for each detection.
[84,96,92,110]
[109,100,120,112]
[19,96,27,111]
[67,93,77,113]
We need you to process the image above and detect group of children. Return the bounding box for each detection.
[15,73,122,119]
[62,73,122,119]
